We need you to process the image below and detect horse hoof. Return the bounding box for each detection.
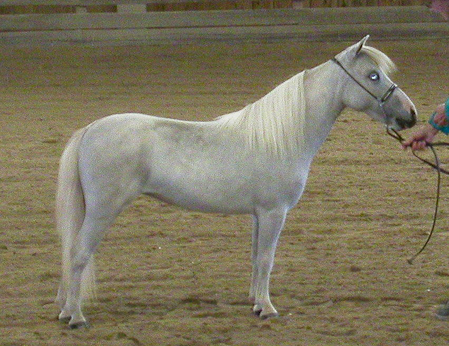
[252,305,262,316]
[69,321,89,329]
[260,312,279,320]
[58,315,71,323]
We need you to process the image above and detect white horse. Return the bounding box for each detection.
[55,36,417,328]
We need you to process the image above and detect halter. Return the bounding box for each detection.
[332,57,397,118]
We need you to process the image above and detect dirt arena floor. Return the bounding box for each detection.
[0,38,448,346]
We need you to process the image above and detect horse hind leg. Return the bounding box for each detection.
[59,182,142,328]
[59,212,115,329]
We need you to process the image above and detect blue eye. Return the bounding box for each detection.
[369,72,380,81]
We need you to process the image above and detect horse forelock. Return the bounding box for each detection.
[360,46,397,76]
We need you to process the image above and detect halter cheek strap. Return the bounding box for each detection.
[331,57,397,118]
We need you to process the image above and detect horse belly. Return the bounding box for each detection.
[142,158,309,215]
[143,175,254,214]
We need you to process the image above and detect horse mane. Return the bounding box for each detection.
[215,71,306,156]
[214,45,394,157]
[360,46,397,75]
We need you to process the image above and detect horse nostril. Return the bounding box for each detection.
[397,111,416,129]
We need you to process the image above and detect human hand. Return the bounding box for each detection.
[402,103,446,150]
[402,124,439,150]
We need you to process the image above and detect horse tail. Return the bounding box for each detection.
[56,126,96,303]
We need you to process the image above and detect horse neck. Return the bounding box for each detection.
[214,61,345,161]
[302,61,346,156]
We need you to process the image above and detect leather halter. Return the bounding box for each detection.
[332,57,397,114]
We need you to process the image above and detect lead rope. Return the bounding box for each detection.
[386,128,448,264]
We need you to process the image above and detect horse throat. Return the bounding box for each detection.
[301,62,346,155]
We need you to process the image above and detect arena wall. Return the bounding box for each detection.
[0,1,446,45]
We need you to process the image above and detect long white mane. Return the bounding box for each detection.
[216,71,306,156]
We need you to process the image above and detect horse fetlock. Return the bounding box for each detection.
[248,292,256,304]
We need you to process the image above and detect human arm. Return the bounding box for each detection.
[402,102,447,150]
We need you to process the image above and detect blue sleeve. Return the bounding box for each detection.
[428,97,449,135]
[446,97,449,120]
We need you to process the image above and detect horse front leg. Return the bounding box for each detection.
[249,215,259,304]
[251,208,286,319]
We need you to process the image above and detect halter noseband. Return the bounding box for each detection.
[331,57,397,111]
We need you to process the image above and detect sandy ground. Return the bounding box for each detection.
[0,38,448,346]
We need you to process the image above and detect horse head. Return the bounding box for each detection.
[335,35,417,131]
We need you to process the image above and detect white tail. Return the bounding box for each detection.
[56,127,96,305]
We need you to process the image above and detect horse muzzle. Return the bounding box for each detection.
[383,88,417,131]
[395,106,417,130]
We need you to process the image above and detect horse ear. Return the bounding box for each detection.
[354,35,370,56]
[336,35,370,61]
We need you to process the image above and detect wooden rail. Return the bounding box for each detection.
[0,0,428,10]
[0,4,446,45]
